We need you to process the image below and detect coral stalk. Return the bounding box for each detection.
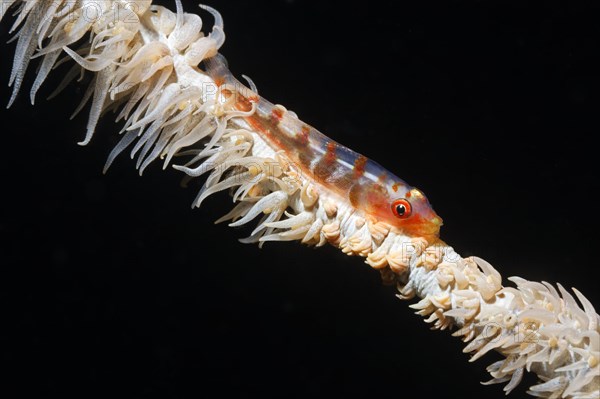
[1,1,598,397]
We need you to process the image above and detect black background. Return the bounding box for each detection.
[1,1,599,398]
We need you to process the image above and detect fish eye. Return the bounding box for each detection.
[391,199,412,219]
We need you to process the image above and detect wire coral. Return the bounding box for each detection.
[1,1,598,397]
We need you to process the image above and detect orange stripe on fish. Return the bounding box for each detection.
[354,155,367,178]
[325,141,337,163]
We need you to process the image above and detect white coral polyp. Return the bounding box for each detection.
[1,1,598,398]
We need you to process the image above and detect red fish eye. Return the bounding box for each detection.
[391,199,412,219]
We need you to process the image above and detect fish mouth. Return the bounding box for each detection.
[419,214,443,237]
[431,215,443,228]
[398,213,443,237]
